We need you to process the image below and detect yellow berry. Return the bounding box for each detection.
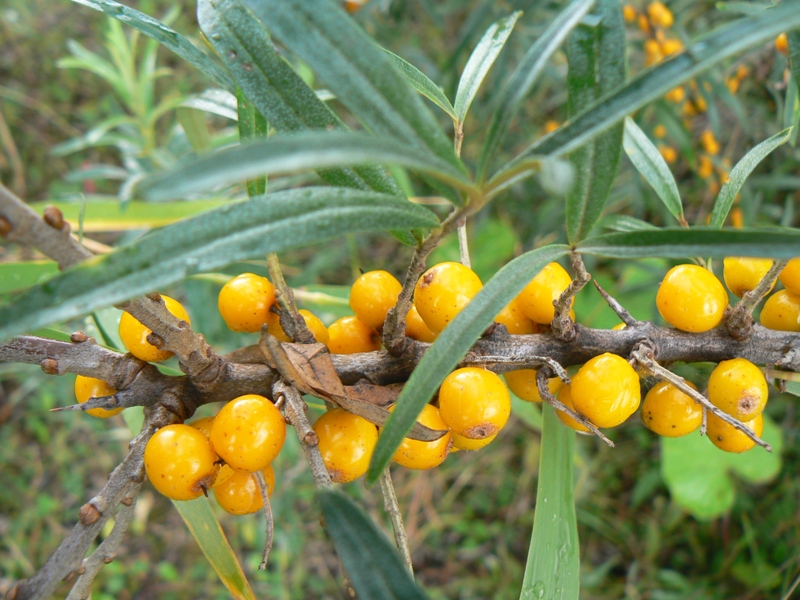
[119,295,190,362]
[665,86,685,103]
[637,14,652,34]
[698,155,714,179]
[730,207,744,228]
[452,431,497,451]
[708,358,768,422]
[344,0,365,13]
[494,298,538,334]
[660,38,683,56]
[313,408,378,483]
[641,381,702,437]
[659,145,677,163]
[267,309,329,344]
[644,39,663,65]
[74,375,123,418]
[189,416,215,438]
[726,76,740,94]
[414,262,482,334]
[694,95,708,113]
[647,1,674,28]
[776,32,789,56]
[736,64,751,79]
[504,369,561,403]
[555,385,590,433]
[707,412,763,453]
[390,404,452,470]
[517,262,573,325]
[327,316,381,354]
[779,258,800,295]
[656,264,728,332]
[654,124,667,139]
[217,273,275,333]
[145,424,220,501]
[438,367,511,440]
[700,130,720,155]
[571,353,641,428]
[405,305,438,343]
[623,4,637,22]
[543,120,560,133]
[214,465,276,515]
[760,290,800,331]
[723,257,776,298]
[349,270,402,331]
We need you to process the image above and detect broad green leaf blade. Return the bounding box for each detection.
[236,87,268,197]
[319,490,428,600]
[578,228,800,259]
[173,497,256,600]
[623,118,683,223]
[453,11,522,124]
[477,0,595,181]
[366,244,571,485]
[0,261,59,295]
[0,188,439,341]
[382,49,456,119]
[565,0,627,243]
[709,128,792,228]
[242,0,461,172]
[520,404,579,600]
[70,0,234,93]
[138,132,475,201]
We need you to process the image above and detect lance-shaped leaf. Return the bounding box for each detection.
[565,0,627,243]
[236,87,268,197]
[366,244,571,485]
[382,49,456,120]
[0,188,439,342]
[138,132,475,201]
[788,32,800,98]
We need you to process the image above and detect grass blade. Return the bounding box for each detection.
[382,49,456,120]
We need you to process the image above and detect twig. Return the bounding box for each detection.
[726,259,789,340]
[462,354,571,383]
[379,469,413,574]
[593,281,639,327]
[457,219,471,269]
[267,253,315,344]
[254,470,274,571]
[551,254,591,341]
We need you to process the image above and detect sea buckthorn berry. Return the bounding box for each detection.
[698,156,714,179]
[217,273,275,333]
[779,258,800,295]
[210,394,286,473]
[494,298,537,335]
[517,262,573,325]
[760,290,800,332]
[414,262,482,334]
[214,465,275,515]
[189,416,215,439]
[647,1,674,27]
[659,145,677,163]
[119,295,190,362]
[349,270,402,331]
[654,124,667,139]
[641,381,702,437]
[656,264,728,332]
[730,207,744,229]
[504,369,561,403]
[723,257,776,298]
[776,32,789,55]
[390,404,452,470]
[693,95,708,113]
[543,120,560,133]
[313,408,378,483]
[700,130,720,155]
[452,431,497,451]
[660,38,683,56]
[327,316,381,354]
[665,86,685,103]
[637,13,651,34]
[622,4,637,22]
[555,385,590,433]
[707,413,763,453]
[438,367,511,440]
[145,424,220,501]
[644,39,663,66]
[571,353,641,428]
[267,309,329,345]
[74,375,123,418]
[708,358,768,422]
[405,305,437,343]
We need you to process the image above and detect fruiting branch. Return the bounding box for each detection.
[726,259,788,340]
[551,253,591,341]
[254,470,274,571]
[267,253,316,344]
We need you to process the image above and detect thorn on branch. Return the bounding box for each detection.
[593,281,639,327]
[552,254,591,342]
[254,470,274,571]
[379,468,413,574]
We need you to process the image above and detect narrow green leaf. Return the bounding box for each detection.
[236,87,268,197]
[182,89,238,121]
[319,490,428,600]
[173,497,256,600]
[70,0,234,92]
[177,107,212,154]
[520,404,579,600]
[599,214,658,232]
[367,244,571,485]
[623,118,683,223]
[382,49,456,119]
[0,188,439,341]
[709,128,792,228]
[477,0,595,181]
[453,11,522,124]
[0,261,59,295]
[138,132,475,201]
[565,0,627,243]
[787,31,800,98]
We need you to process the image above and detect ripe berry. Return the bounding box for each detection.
[438,367,511,440]
[656,264,728,332]
[217,273,275,333]
[119,295,190,362]
[641,381,702,437]
[779,257,800,295]
[452,431,497,451]
[707,413,763,453]
[390,404,452,470]
[145,424,220,501]
[327,316,381,354]
[700,130,720,155]
[723,257,775,298]
[494,298,537,334]
[555,385,590,433]
[189,416,215,439]
[516,262,572,325]
[776,33,789,56]
[504,369,561,403]
[349,270,402,331]
[313,408,378,483]
[647,1,674,27]
[74,375,123,418]
[210,394,286,473]
[707,358,768,422]
[622,4,637,22]
[570,353,641,428]
[760,290,800,332]
[267,309,329,344]
[405,305,437,343]
[414,262,482,334]
[213,465,276,515]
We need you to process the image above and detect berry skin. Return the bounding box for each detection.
[189,416,215,438]
[622,4,637,22]
[119,295,190,362]
[723,257,776,298]
[779,258,800,295]
[349,270,402,331]
[647,1,674,28]
[210,394,286,473]
[451,431,497,451]
[570,353,641,428]
[707,358,768,422]
[438,367,511,440]
[700,130,720,156]
[760,290,800,332]
[494,298,537,334]
[555,385,590,433]
[516,262,573,325]
[390,404,452,470]
[405,305,437,343]
[74,375,123,418]
[414,262,482,334]
[218,273,276,333]
[267,309,329,345]
[504,369,561,403]
[145,424,220,501]
[214,465,276,515]
[313,408,379,483]
[707,413,763,453]
[656,264,728,332]
[776,33,789,56]
[641,381,702,437]
[327,316,381,354]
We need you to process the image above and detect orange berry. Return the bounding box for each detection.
[145,424,220,501]
[414,262,482,334]
[74,375,123,418]
[390,404,452,470]
[452,431,497,451]
[214,465,276,515]
[659,145,677,163]
[723,257,776,298]
[779,258,800,295]
[517,262,573,325]
[218,273,275,333]
[637,14,652,35]
[571,353,641,428]
[504,369,561,403]
[654,124,667,139]
[189,416,215,438]
[660,38,683,56]
[700,130,720,155]
[665,86,685,103]
[641,381,702,437]
[543,120,560,133]
[708,358,768,422]
[438,367,511,440]
[267,309,329,344]
[119,295,190,362]
[707,413,763,453]
[405,305,438,343]
[656,264,728,332]
[623,4,637,22]
[644,39,663,66]
[313,408,378,483]
[698,155,714,179]
[327,315,381,354]
[776,33,789,56]
[494,298,537,334]
[349,270,402,331]
[555,385,590,433]
[760,290,800,332]
[647,2,674,28]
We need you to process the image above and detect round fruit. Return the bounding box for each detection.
[144,424,220,501]
[119,295,191,362]
[391,404,452,470]
[776,32,789,56]
[641,381,702,437]
[555,385,590,433]
[779,258,800,295]
[405,305,437,343]
[327,316,381,354]
[707,412,763,453]
[570,353,641,428]
[313,408,378,483]
[349,270,402,331]
[74,375,123,418]
[504,369,561,403]
[760,290,800,331]
[438,367,511,440]
[451,431,497,451]
[516,262,573,325]
[494,298,537,334]
[217,273,276,333]
[647,1,674,27]
[414,262,482,334]
[707,358,768,422]
[723,257,775,298]
[214,465,276,515]
[209,394,286,473]
[656,264,728,332]
[267,309,329,344]
[189,416,215,438]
